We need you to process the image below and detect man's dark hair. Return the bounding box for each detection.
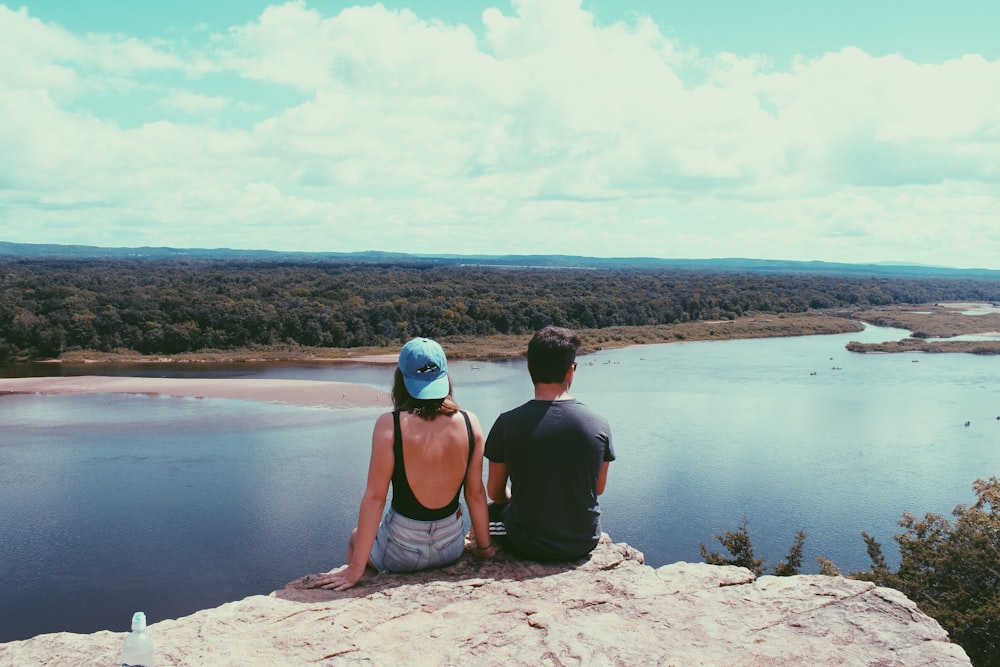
[527,326,581,384]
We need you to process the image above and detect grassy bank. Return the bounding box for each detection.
[53,304,1000,365]
[54,311,864,365]
[845,303,1000,355]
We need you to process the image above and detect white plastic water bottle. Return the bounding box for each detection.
[121,611,154,667]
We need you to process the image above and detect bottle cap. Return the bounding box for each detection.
[131,611,147,631]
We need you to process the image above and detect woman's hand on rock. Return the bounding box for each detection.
[304,564,365,591]
[470,542,498,559]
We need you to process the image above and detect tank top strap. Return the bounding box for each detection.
[460,410,474,465]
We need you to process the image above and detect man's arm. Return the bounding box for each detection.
[487,461,511,504]
[596,461,610,496]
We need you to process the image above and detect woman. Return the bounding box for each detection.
[308,337,496,591]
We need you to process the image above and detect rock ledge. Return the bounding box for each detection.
[0,537,971,666]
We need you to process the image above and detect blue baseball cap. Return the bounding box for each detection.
[398,338,450,400]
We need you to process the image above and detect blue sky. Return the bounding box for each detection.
[2,1,999,268]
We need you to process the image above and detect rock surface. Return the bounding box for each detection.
[0,537,970,666]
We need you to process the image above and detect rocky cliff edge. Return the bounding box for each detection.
[0,536,971,666]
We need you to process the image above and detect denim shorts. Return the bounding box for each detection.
[369,506,465,574]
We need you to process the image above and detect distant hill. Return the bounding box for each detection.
[1,241,997,280]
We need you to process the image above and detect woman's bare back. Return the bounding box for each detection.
[397,411,470,510]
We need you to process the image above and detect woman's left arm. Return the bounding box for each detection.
[316,412,395,590]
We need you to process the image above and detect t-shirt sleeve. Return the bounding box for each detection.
[484,415,505,463]
[602,420,616,462]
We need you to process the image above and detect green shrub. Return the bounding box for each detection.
[854,478,1000,667]
[772,530,807,577]
[701,479,1000,665]
[700,517,805,577]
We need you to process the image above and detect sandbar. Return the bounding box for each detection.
[0,376,385,409]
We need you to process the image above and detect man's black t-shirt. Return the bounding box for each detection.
[485,399,615,560]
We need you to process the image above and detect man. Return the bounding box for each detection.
[484,325,615,561]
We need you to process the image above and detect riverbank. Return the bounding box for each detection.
[13,303,1000,384]
[50,311,864,365]
[846,302,1000,354]
[0,311,863,404]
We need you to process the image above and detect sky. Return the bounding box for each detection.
[2,1,999,269]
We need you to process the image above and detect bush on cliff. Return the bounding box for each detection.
[703,478,999,666]
[699,517,805,577]
[853,477,1000,667]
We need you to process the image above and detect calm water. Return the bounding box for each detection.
[2,324,999,641]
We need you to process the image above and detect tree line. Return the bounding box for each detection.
[3,257,1000,361]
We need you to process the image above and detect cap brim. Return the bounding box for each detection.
[403,373,450,400]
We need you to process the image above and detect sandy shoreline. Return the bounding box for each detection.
[0,375,386,408]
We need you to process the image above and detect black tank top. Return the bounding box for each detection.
[390,410,474,521]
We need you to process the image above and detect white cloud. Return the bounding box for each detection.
[0,5,188,97]
[758,48,1000,188]
[1,0,999,268]
[0,6,83,96]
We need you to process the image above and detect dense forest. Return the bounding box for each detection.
[2,256,1000,362]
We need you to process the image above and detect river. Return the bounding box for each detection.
[2,324,999,641]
